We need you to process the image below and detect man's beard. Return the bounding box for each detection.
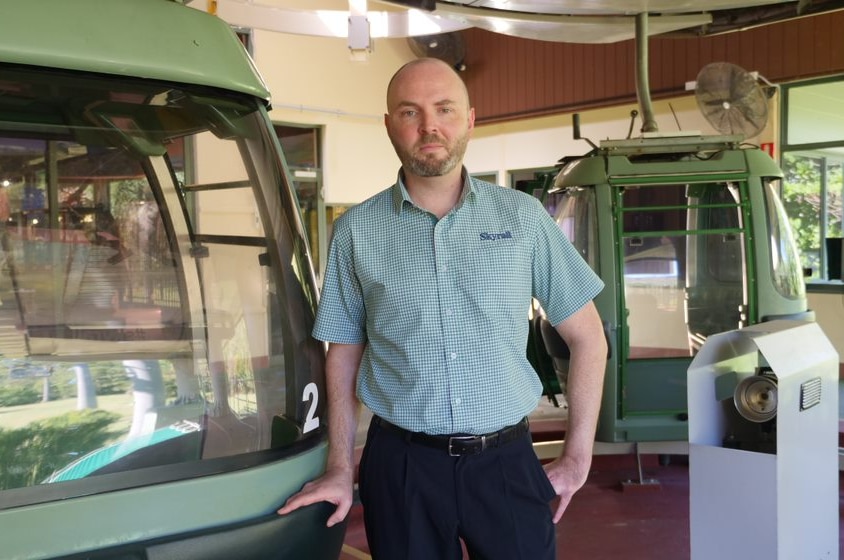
[397,133,470,177]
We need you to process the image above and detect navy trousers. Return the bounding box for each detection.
[358,416,557,560]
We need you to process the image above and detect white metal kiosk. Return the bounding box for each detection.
[688,320,839,560]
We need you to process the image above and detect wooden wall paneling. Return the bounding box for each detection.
[829,12,844,73]
[608,42,622,98]
[572,43,585,108]
[552,40,565,108]
[621,40,636,99]
[496,32,507,108]
[603,42,618,99]
[781,19,803,77]
[549,41,562,108]
[584,42,597,102]
[713,34,729,68]
[668,38,682,92]
[527,39,538,108]
[588,42,601,102]
[650,34,665,93]
[512,35,526,113]
[697,33,713,78]
[461,29,482,112]
[464,28,490,118]
[461,11,844,124]
[535,39,548,108]
[480,31,500,118]
[512,36,524,113]
[674,39,691,94]
[562,41,576,107]
[762,24,783,78]
[522,38,535,110]
[492,33,506,113]
[597,42,609,98]
[814,13,831,72]
[536,41,554,107]
[803,15,823,76]
[549,41,559,108]
[601,43,614,99]
[589,43,602,101]
[750,26,768,77]
[584,43,597,103]
[489,32,502,109]
[582,43,595,104]
[737,30,754,75]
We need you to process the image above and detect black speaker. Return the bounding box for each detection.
[826,237,843,280]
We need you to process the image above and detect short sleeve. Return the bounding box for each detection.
[312,217,367,344]
[531,204,604,325]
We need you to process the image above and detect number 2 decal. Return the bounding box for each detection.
[302,382,320,433]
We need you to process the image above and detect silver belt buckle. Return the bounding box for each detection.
[448,435,484,456]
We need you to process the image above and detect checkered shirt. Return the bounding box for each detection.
[313,170,604,434]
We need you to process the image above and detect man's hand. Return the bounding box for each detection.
[277,467,354,528]
[278,342,365,527]
[543,454,591,524]
[543,302,606,524]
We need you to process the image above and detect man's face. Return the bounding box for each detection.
[384,61,475,178]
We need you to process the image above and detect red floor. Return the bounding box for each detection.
[339,449,844,560]
[339,454,689,560]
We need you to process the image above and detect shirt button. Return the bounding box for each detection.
[446,308,454,316]
[454,397,462,405]
[449,352,457,360]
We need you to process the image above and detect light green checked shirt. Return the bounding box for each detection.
[313,169,604,435]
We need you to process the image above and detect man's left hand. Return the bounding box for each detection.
[543,454,591,523]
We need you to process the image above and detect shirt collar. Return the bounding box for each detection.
[392,167,477,215]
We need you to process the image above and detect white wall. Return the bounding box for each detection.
[252,29,414,205]
[808,292,844,370]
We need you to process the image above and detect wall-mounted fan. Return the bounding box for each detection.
[408,32,467,71]
[694,62,769,139]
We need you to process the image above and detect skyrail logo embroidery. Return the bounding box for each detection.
[479,231,513,241]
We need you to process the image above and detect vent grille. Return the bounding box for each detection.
[799,377,822,411]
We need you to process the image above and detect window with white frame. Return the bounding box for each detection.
[780,76,844,283]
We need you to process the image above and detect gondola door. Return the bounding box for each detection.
[614,179,752,439]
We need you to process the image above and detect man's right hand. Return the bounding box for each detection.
[276,467,354,528]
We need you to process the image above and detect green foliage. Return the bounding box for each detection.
[0,383,41,406]
[0,409,120,490]
[781,153,844,278]
[0,361,132,405]
[46,366,76,401]
[91,362,132,395]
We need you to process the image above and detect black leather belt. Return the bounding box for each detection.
[375,416,530,456]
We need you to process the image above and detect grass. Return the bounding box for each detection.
[0,393,135,433]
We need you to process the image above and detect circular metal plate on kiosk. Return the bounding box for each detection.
[734,374,778,422]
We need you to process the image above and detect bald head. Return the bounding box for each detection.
[386,58,470,113]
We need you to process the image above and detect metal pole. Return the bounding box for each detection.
[635,13,659,133]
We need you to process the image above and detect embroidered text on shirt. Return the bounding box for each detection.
[479,231,513,241]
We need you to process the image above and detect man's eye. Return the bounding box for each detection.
[401,110,417,117]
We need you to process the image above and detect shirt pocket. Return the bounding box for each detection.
[458,234,530,311]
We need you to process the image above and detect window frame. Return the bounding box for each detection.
[779,74,844,292]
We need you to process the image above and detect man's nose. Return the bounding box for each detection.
[419,112,439,134]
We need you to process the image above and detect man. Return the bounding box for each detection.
[278,57,608,559]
